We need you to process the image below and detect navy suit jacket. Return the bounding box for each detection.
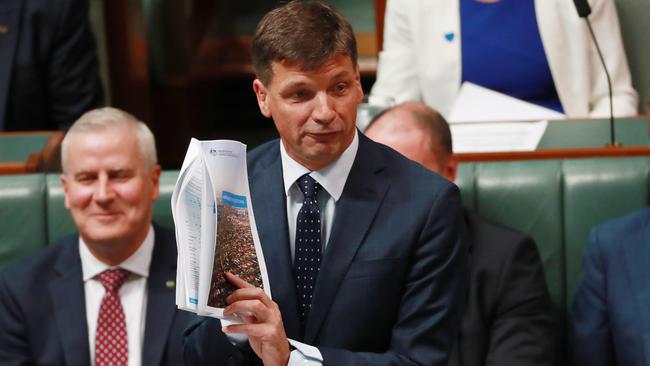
[448,210,556,366]
[184,133,469,365]
[0,225,191,365]
[0,0,103,131]
[572,208,650,366]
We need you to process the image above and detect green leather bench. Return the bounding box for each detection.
[1,157,649,364]
[0,174,47,270]
[3,158,648,312]
[457,158,649,340]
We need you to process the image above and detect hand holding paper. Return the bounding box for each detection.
[222,272,291,366]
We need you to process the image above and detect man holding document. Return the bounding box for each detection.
[184,1,468,366]
[0,108,190,365]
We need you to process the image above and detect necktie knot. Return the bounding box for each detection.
[298,174,321,201]
[96,268,130,293]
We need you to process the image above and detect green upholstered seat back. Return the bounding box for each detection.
[45,174,76,243]
[155,171,179,229]
[0,174,47,270]
[562,157,650,309]
[44,171,179,244]
[478,161,564,312]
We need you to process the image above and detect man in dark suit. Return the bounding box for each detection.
[0,107,188,365]
[365,102,557,366]
[184,2,468,365]
[572,208,650,366]
[0,0,103,131]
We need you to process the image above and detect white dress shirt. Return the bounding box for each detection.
[280,131,359,365]
[80,225,155,366]
[223,132,359,365]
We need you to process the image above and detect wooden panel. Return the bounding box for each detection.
[374,0,386,51]
[457,146,650,162]
[0,132,63,175]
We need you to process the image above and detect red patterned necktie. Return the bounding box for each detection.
[95,268,130,366]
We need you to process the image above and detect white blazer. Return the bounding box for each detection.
[371,0,639,118]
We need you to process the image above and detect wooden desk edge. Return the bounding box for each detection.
[457,146,650,162]
[0,131,64,174]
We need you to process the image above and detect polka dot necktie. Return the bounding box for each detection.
[95,268,130,366]
[294,174,323,328]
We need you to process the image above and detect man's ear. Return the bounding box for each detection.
[354,65,364,104]
[150,164,162,201]
[253,79,271,117]
[446,154,459,182]
[60,174,71,210]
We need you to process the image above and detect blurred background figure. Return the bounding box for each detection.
[0,0,104,131]
[371,0,638,119]
[572,207,650,366]
[0,108,189,365]
[365,102,557,366]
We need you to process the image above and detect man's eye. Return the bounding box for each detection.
[111,172,132,181]
[76,175,95,184]
[334,83,348,94]
[291,90,309,100]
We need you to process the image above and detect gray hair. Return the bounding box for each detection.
[61,107,158,173]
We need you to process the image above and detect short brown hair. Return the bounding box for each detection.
[251,1,358,86]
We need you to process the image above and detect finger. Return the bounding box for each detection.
[222,322,273,339]
[223,299,269,322]
[227,287,274,308]
[225,272,256,289]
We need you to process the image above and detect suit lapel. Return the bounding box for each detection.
[142,226,178,365]
[249,143,301,339]
[305,135,390,343]
[624,221,650,361]
[0,0,21,130]
[50,238,91,366]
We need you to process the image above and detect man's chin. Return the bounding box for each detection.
[80,227,129,246]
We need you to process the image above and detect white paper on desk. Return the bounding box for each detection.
[448,82,565,123]
[450,120,548,153]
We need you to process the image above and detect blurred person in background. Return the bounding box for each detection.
[372,0,638,119]
[572,207,650,366]
[0,0,103,131]
[366,101,557,366]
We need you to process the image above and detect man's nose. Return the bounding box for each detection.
[312,93,336,124]
[94,174,115,203]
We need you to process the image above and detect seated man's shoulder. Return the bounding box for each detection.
[464,210,543,281]
[583,208,650,261]
[1,235,78,291]
[465,210,534,254]
[592,208,650,245]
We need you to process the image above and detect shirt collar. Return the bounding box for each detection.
[80,225,155,281]
[280,130,359,202]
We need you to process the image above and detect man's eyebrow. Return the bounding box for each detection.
[279,80,309,91]
[73,170,96,178]
[331,70,353,80]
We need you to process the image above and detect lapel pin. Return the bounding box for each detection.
[444,32,455,42]
[0,24,8,34]
[166,280,175,288]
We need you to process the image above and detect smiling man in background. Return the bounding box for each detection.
[0,107,189,366]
